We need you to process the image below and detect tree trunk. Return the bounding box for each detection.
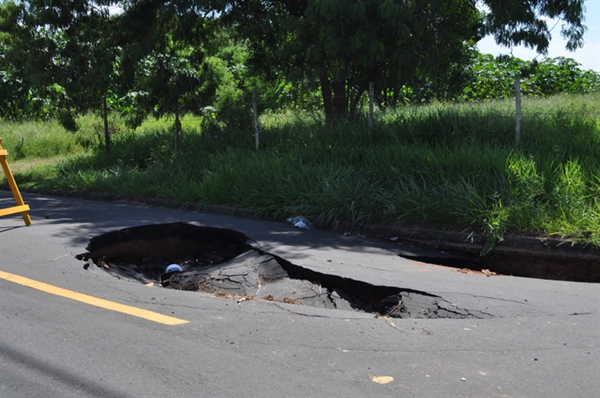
[319,72,335,125]
[320,74,349,124]
[331,81,347,120]
[348,80,369,118]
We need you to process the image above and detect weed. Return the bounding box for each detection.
[3,93,599,250]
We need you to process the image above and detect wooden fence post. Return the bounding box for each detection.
[515,73,521,147]
[253,90,260,150]
[368,82,374,132]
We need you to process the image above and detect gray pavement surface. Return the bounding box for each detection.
[1,191,599,398]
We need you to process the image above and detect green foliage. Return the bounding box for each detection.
[481,0,586,53]
[532,58,600,94]
[118,0,216,144]
[221,49,598,114]
[0,119,86,159]
[0,0,216,149]
[195,53,251,132]
[0,69,35,120]
[0,2,51,120]
[224,0,482,122]
[458,53,600,101]
[1,0,591,129]
[7,94,600,249]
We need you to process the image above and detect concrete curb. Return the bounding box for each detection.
[4,187,599,282]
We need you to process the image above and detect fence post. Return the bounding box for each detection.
[515,73,521,147]
[368,81,374,132]
[253,90,259,150]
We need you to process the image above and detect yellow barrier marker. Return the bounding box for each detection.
[0,270,189,326]
[0,138,32,225]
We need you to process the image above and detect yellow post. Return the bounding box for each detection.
[0,138,32,225]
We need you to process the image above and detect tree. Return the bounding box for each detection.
[0,42,37,119]
[0,0,123,150]
[0,0,217,151]
[481,0,586,54]
[456,51,600,101]
[128,51,206,151]
[116,0,225,150]
[221,0,587,122]
[222,0,482,122]
[2,0,587,131]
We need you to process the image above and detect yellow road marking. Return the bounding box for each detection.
[0,270,189,326]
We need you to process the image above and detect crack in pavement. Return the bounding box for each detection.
[76,222,497,320]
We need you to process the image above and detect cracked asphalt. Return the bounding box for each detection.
[83,223,493,319]
[1,191,599,397]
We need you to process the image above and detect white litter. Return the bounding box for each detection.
[287,216,315,230]
[165,264,183,273]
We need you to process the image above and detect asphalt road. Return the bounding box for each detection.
[1,192,599,398]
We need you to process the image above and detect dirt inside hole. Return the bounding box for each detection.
[368,228,600,283]
[76,222,490,319]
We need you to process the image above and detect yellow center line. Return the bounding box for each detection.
[0,270,189,326]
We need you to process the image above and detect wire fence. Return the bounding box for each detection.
[251,81,600,149]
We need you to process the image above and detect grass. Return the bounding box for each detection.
[2,93,599,251]
[1,119,87,159]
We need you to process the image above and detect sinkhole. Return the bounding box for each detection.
[76,222,489,319]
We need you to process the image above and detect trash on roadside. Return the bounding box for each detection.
[165,264,183,273]
[287,216,315,230]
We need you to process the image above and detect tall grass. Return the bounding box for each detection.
[0,119,85,159]
[3,93,599,249]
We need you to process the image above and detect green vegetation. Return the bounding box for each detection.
[460,53,600,100]
[1,0,589,131]
[2,93,599,251]
[1,1,597,259]
[0,119,87,159]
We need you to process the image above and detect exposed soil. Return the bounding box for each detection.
[366,226,600,283]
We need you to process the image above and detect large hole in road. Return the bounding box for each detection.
[76,222,490,319]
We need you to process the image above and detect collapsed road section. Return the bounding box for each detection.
[76,222,490,319]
